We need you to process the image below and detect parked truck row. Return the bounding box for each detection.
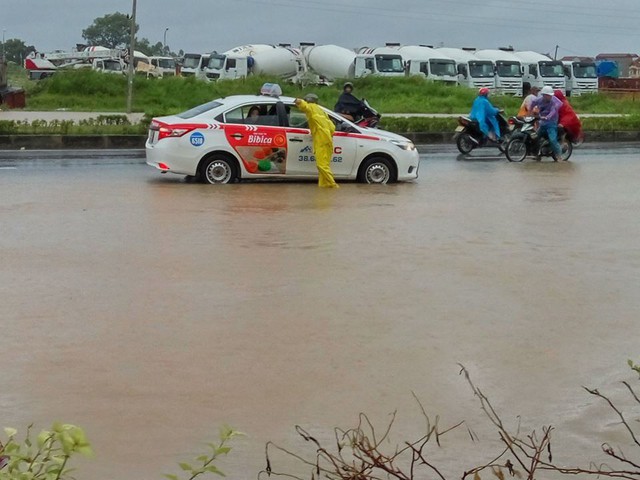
[179,43,597,96]
[24,46,178,80]
[23,43,599,96]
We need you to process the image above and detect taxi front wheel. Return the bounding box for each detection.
[358,157,395,184]
[200,155,238,184]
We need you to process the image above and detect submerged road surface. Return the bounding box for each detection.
[1,145,639,480]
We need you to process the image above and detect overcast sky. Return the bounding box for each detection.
[2,0,639,58]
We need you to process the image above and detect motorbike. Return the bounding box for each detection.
[353,99,381,128]
[454,111,512,154]
[504,116,573,162]
[336,99,381,129]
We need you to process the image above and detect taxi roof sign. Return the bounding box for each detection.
[260,83,282,97]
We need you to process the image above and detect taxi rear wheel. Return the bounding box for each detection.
[200,155,238,184]
[358,157,395,184]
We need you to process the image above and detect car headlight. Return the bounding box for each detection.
[389,139,416,151]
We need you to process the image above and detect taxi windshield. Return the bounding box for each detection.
[177,101,223,119]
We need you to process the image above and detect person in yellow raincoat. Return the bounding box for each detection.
[295,93,339,188]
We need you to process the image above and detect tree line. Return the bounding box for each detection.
[1,12,182,64]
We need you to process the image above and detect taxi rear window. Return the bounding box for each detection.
[177,101,223,119]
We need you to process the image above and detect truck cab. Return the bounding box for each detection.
[514,51,565,94]
[355,48,405,78]
[149,56,177,77]
[205,53,249,80]
[92,58,125,74]
[563,60,598,96]
[180,53,210,80]
[473,50,523,95]
[436,47,495,88]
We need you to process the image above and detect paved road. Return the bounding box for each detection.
[1,145,639,480]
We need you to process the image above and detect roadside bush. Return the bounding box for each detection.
[0,423,92,480]
[1,424,242,480]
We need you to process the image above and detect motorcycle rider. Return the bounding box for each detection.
[518,85,540,117]
[469,87,501,142]
[530,85,563,160]
[554,89,583,144]
[334,82,363,121]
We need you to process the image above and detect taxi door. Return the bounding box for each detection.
[222,103,289,175]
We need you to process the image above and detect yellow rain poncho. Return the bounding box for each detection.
[296,99,339,188]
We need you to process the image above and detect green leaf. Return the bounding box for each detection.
[37,431,52,448]
[178,462,192,471]
[76,445,93,457]
[60,433,74,455]
[629,359,634,367]
[163,475,179,480]
[3,428,17,438]
[196,455,210,463]
[205,465,226,476]
[215,447,231,456]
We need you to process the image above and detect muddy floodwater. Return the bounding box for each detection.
[1,147,639,480]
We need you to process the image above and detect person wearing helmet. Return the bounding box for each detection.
[469,87,501,142]
[334,81,363,121]
[295,93,339,188]
[530,85,564,160]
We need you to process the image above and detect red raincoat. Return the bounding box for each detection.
[554,90,583,142]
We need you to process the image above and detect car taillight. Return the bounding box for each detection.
[149,121,208,141]
[158,126,193,140]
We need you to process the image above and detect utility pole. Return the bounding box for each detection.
[554,45,559,60]
[163,27,169,54]
[2,29,6,61]
[126,0,137,114]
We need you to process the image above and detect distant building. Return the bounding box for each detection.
[630,59,640,78]
[595,53,639,77]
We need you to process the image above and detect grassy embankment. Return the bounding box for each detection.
[3,65,640,134]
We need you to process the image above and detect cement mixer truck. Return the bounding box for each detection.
[203,44,307,82]
[302,44,404,82]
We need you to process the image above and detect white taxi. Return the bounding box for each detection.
[145,84,419,184]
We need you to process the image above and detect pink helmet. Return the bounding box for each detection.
[478,87,490,96]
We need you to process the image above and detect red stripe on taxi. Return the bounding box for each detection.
[334,132,380,141]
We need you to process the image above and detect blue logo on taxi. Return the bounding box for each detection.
[190,132,205,147]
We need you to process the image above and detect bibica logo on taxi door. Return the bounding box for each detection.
[248,133,273,145]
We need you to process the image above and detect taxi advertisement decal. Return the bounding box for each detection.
[225,125,288,174]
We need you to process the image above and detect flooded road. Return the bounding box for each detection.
[1,146,639,480]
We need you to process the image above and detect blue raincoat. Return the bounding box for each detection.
[469,95,500,138]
